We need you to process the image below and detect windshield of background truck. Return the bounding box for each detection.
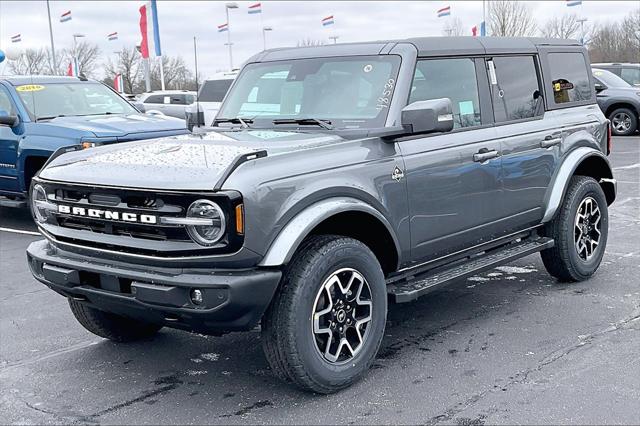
[217,55,402,129]
[15,82,137,120]
[593,69,632,89]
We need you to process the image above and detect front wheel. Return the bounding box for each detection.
[609,107,637,136]
[261,235,387,393]
[541,176,609,282]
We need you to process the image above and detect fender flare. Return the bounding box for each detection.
[541,147,614,223]
[258,197,401,267]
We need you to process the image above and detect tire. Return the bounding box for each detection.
[68,299,162,342]
[261,235,387,394]
[541,176,609,282]
[609,107,637,136]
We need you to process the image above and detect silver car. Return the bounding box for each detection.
[136,90,196,118]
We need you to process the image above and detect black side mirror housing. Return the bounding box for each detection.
[401,98,454,135]
[594,82,606,92]
[0,115,19,127]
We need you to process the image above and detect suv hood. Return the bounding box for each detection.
[40,129,342,190]
[43,113,187,140]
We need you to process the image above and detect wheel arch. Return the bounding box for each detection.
[605,102,639,118]
[258,197,401,275]
[542,147,616,223]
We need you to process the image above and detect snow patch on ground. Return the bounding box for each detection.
[495,265,537,274]
[186,370,208,376]
[487,272,503,277]
[467,276,490,282]
[200,353,220,362]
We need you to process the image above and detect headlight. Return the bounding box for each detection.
[185,200,226,246]
[31,184,50,223]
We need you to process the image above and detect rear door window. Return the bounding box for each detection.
[170,94,186,105]
[547,52,592,104]
[198,79,234,102]
[410,58,481,129]
[489,56,542,123]
[145,95,164,104]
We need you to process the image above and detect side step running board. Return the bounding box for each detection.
[388,237,554,303]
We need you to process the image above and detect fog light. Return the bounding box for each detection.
[190,289,203,305]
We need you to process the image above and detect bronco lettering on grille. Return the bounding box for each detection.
[57,205,157,224]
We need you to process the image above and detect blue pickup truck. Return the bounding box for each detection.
[0,76,188,207]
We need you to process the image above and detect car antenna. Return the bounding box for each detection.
[193,36,200,130]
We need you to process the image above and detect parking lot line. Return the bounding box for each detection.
[0,227,40,236]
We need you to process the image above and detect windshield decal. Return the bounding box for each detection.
[16,84,45,92]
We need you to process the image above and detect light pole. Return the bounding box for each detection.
[329,35,339,44]
[577,17,588,45]
[262,26,273,50]
[72,33,85,76]
[225,2,238,71]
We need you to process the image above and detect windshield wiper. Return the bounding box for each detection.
[36,114,66,122]
[272,118,334,130]
[214,117,254,128]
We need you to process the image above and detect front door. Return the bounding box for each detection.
[0,86,20,193]
[399,57,503,263]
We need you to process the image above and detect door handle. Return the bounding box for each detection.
[541,134,562,148]
[473,149,500,163]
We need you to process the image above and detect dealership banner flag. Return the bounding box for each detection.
[248,3,262,14]
[218,23,229,32]
[114,73,124,92]
[322,15,334,26]
[108,32,118,41]
[60,10,72,22]
[11,34,21,43]
[139,1,162,59]
[437,6,451,17]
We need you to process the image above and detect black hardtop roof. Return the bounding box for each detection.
[254,36,583,62]
[0,75,94,86]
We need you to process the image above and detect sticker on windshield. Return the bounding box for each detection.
[16,84,45,92]
[363,64,373,73]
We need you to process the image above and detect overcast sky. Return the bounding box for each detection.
[0,0,636,78]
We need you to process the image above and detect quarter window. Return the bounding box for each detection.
[490,56,542,122]
[547,52,592,104]
[410,58,481,129]
[621,68,640,86]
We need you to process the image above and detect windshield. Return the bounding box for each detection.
[217,55,402,129]
[592,69,632,88]
[15,82,137,120]
[199,79,234,102]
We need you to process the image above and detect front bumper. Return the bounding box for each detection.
[26,240,282,334]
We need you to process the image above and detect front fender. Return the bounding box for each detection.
[541,147,614,223]
[258,197,401,267]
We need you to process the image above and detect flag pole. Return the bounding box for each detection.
[46,0,57,73]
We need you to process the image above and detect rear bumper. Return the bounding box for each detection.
[26,239,281,334]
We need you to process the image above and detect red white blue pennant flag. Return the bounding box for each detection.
[437,6,451,17]
[218,23,229,32]
[107,32,118,41]
[60,10,72,22]
[248,3,262,14]
[566,0,582,6]
[11,34,21,43]
[322,15,334,26]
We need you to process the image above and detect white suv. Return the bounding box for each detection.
[185,71,237,130]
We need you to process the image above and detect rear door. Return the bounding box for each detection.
[398,57,502,262]
[488,55,559,227]
[0,85,20,192]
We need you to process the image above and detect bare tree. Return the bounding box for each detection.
[442,17,466,36]
[297,38,326,47]
[588,21,626,62]
[540,14,582,39]
[62,42,101,78]
[488,0,537,37]
[621,8,640,59]
[8,48,49,75]
[150,56,193,90]
[104,46,142,93]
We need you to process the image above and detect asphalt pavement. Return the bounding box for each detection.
[1,136,639,425]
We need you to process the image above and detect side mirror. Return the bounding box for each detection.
[132,101,146,113]
[401,98,454,135]
[0,114,19,127]
[594,82,606,92]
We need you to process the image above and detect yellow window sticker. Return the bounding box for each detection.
[16,84,45,92]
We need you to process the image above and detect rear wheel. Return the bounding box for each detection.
[541,176,609,282]
[262,235,387,393]
[609,107,637,136]
[69,299,162,342]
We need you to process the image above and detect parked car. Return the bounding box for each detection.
[0,76,188,206]
[185,71,237,130]
[135,90,197,119]
[27,37,616,393]
[592,63,640,87]
[592,68,640,136]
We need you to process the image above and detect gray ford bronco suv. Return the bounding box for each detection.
[27,37,616,393]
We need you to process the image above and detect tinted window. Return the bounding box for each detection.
[547,52,592,104]
[410,58,481,129]
[199,79,234,102]
[170,94,186,105]
[621,67,640,86]
[144,95,165,104]
[491,56,542,122]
